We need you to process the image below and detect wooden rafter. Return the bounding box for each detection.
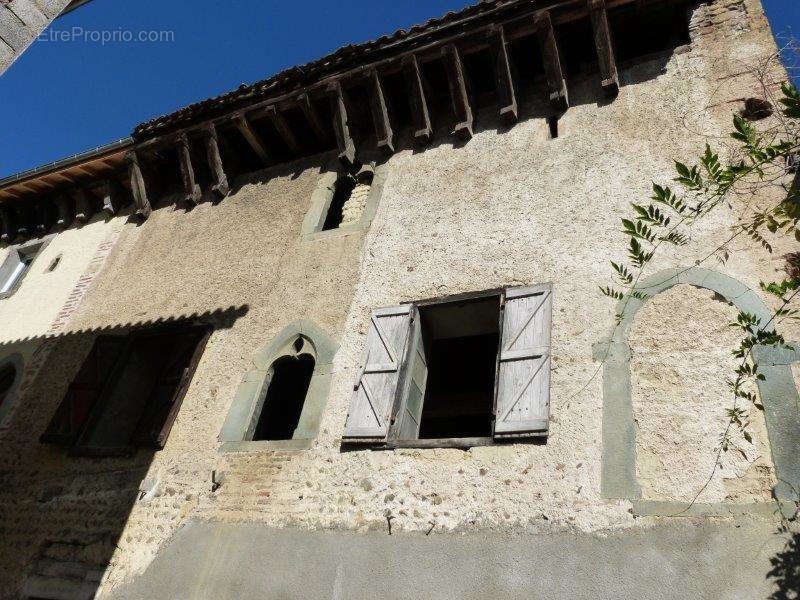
[234,113,271,166]
[101,179,123,215]
[329,80,356,166]
[297,92,329,145]
[403,54,432,145]
[266,105,302,156]
[490,24,518,125]
[55,195,72,229]
[72,188,94,223]
[178,133,202,205]
[368,69,394,153]
[534,10,569,110]
[127,151,152,219]
[588,0,619,96]
[443,44,473,141]
[203,123,229,199]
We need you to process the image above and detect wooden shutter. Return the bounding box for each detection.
[494,283,552,438]
[343,305,412,441]
[394,307,428,440]
[131,326,211,449]
[40,336,126,446]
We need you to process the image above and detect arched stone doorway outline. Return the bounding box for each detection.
[593,267,800,507]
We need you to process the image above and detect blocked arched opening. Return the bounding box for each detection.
[597,268,800,507]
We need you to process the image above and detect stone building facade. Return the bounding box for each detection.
[0,0,798,598]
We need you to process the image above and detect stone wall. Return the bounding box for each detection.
[0,0,72,74]
[0,0,796,598]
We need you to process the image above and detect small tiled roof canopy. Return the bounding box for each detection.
[0,0,691,235]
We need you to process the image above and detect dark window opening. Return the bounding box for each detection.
[253,353,315,440]
[417,296,500,439]
[322,175,357,230]
[383,70,413,133]
[548,115,559,139]
[555,18,597,77]
[0,363,15,409]
[41,325,210,456]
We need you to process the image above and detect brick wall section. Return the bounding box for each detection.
[0,223,124,432]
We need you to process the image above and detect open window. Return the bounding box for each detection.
[252,348,316,441]
[342,284,552,448]
[0,239,46,298]
[41,325,211,456]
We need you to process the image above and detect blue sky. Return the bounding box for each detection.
[0,0,797,178]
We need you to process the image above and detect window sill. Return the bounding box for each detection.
[342,435,547,451]
[220,439,314,453]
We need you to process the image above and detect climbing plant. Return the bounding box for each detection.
[601,51,800,513]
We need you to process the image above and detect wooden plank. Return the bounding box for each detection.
[266,105,302,156]
[329,80,356,166]
[55,195,72,229]
[297,92,329,145]
[233,113,271,166]
[442,44,473,141]
[403,54,432,145]
[368,69,394,153]
[101,179,123,215]
[489,24,518,125]
[127,151,152,219]
[588,0,619,96]
[0,207,13,242]
[72,188,94,223]
[178,134,202,205]
[203,123,229,198]
[534,10,569,110]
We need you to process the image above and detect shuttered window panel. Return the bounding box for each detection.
[40,336,127,446]
[393,307,428,440]
[494,283,552,438]
[343,305,413,441]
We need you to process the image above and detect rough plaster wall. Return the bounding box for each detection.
[0,0,795,597]
[0,214,119,343]
[630,285,774,503]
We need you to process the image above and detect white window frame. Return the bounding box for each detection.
[0,238,49,300]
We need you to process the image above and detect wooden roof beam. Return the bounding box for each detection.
[54,195,72,229]
[329,81,356,166]
[178,134,202,206]
[127,151,152,219]
[234,113,272,166]
[266,105,302,156]
[297,92,329,146]
[534,11,569,110]
[369,69,394,154]
[101,179,125,216]
[489,24,518,125]
[442,44,473,141]
[403,54,432,145]
[203,123,229,199]
[72,188,95,223]
[0,207,13,243]
[588,0,619,96]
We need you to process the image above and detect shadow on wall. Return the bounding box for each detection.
[0,305,248,598]
[768,531,800,600]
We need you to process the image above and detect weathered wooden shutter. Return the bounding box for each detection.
[394,307,428,440]
[132,326,211,449]
[40,336,126,446]
[494,283,552,438]
[343,305,412,441]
